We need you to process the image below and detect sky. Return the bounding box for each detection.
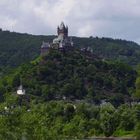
[0,0,140,44]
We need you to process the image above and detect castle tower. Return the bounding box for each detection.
[57,22,68,39]
[41,41,50,56]
[52,22,73,49]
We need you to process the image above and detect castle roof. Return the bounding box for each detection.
[59,21,68,30]
[59,22,65,29]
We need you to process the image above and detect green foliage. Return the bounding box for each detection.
[0,30,140,75]
[135,78,140,97]
[136,123,140,140]
[0,49,136,106]
[0,101,138,139]
[0,31,138,139]
[135,65,140,98]
[100,103,116,136]
[135,105,140,140]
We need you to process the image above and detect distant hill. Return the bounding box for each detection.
[1,49,136,106]
[73,37,140,66]
[0,29,140,71]
[0,30,54,68]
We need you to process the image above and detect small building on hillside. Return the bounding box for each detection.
[17,85,26,95]
[16,84,30,107]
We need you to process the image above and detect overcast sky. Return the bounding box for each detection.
[0,0,140,43]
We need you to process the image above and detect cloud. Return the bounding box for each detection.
[0,0,140,43]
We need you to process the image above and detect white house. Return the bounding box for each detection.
[17,85,25,95]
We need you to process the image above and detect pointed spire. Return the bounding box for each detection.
[16,77,26,95]
[60,21,65,29]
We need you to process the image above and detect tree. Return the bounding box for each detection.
[135,65,140,98]
[100,103,116,136]
[135,77,140,98]
[136,105,140,140]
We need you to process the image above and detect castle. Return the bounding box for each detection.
[41,22,74,55]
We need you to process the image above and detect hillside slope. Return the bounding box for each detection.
[0,29,140,70]
[1,49,136,106]
[0,47,138,139]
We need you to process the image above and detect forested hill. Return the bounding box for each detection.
[0,29,140,70]
[1,49,136,106]
[0,37,139,139]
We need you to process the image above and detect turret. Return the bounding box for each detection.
[41,41,50,56]
[57,22,68,38]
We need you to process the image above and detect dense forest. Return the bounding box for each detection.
[0,48,139,139]
[0,29,140,73]
[0,29,140,139]
[135,65,140,139]
[0,49,137,106]
[0,101,140,139]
